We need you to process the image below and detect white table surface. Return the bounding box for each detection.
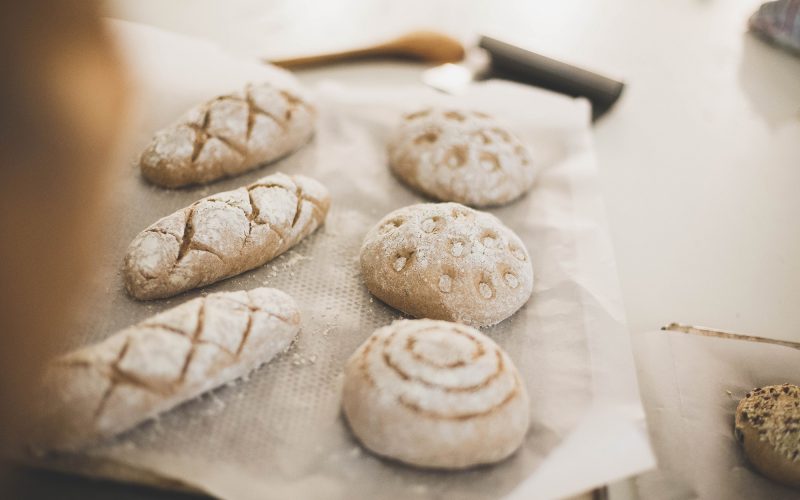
[106,0,800,498]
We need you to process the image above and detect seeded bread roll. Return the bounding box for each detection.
[388,107,536,207]
[139,82,315,188]
[342,319,530,469]
[734,383,800,488]
[124,172,330,300]
[360,202,533,327]
[34,288,300,452]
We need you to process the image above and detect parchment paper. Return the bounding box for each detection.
[28,21,654,500]
[632,327,800,499]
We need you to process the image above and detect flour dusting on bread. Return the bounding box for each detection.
[388,107,536,207]
[360,203,533,327]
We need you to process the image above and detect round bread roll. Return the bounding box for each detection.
[360,202,533,327]
[387,107,536,207]
[734,383,800,488]
[342,319,530,469]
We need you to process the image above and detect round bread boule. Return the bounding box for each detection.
[734,383,800,488]
[387,107,536,207]
[359,202,533,327]
[342,319,530,469]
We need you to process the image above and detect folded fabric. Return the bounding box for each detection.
[749,0,800,55]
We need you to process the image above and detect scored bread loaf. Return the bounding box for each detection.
[342,319,530,469]
[139,82,315,188]
[33,287,300,452]
[123,172,330,300]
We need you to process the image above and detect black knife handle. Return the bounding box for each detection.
[478,35,625,119]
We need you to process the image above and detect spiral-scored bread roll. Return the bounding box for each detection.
[342,319,530,469]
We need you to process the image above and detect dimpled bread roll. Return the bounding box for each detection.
[360,202,533,327]
[387,107,536,207]
[734,383,800,488]
[139,82,315,188]
[124,173,330,300]
[342,319,530,469]
[34,288,300,452]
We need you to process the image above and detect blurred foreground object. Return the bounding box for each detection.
[749,0,800,55]
[0,0,130,488]
[270,30,465,68]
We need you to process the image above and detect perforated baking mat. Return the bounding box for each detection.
[23,21,654,500]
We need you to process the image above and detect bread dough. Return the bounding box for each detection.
[360,202,533,327]
[34,288,300,451]
[388,107,536,207]
[124,173,330,300]
[342,319,530,469]
[140,82,315,188]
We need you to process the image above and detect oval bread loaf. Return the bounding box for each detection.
[734,383,800,488]
[360,202,533,327]
[139,82,315,188]
[342,319,530,469]
[124,172,330,300]
[33,287,300,452]
[388,107,536,207]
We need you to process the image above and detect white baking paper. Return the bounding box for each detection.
[632,327,800,499]
[28,20,655,500]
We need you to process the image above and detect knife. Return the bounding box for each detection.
[423,36,625,120]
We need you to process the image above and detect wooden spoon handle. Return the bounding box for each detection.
[269,45,397,68]
[269,30,465,68]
